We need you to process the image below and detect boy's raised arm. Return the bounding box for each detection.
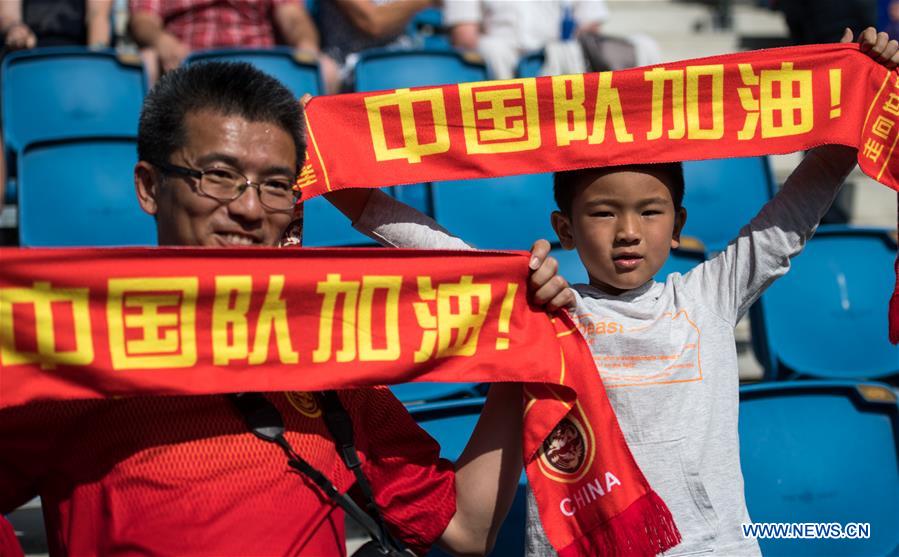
[685,28,899,323]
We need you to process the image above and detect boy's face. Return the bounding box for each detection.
[552,169,687,295]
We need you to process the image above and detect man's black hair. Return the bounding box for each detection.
[553,162,685,215]
[137,61,305,171]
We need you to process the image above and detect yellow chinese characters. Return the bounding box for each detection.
[211,275,299,366]
[459,79,541,154]
[738,62,813,140]
[413,275,492,363]
[107,277,198,370]
[0,281,94,369]
[365,87,451,164]
[644,65,725,141]
[552,73,632,146]
[313,274,402,363]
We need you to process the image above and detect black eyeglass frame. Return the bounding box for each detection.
[151,160,297,213]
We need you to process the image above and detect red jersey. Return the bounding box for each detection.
[129,0,294,50]
[0,388,455,556]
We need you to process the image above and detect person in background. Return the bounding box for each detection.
[1,0,112,51]
[443,0,608,79]
[772,0,876,44]
[885,0,899,40]
[319,0,435,93]
[129,0,319,80]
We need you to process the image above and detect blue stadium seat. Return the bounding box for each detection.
[354,47,488,91]
[1,48,145,205]
[17,138,156,246]
[184,48,322,98]
[432,173,555,249]
[681,156,775,253]
[750,226,899,381]
[550,237,706,286]
[1,48,144,153]
[301,195,378,247]
[516,51,545,79]
[739,381,899,556]
[409,398,526,557]
[391,382,482,405]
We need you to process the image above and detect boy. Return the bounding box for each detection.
[521,26,899,556]
[328,27,899,556]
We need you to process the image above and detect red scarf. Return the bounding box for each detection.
[297,43,899,341]
[0,247,679,556]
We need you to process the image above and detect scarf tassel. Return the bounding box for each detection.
[557,490,682,557]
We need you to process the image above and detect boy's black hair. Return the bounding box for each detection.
[138,61,305,171]
[553,162,685,215]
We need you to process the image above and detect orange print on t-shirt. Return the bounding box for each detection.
[577,310,702,388]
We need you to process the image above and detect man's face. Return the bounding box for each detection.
[136,109,297,247]
[552,169,686,295]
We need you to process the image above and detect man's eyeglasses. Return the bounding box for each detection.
[152,160,296,212]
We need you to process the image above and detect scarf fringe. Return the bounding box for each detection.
[557,490,682,557]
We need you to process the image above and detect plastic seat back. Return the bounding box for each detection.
[354,47,487,91]
[390,383,481,405]
[516,51,545,79]
[184,48,322,97]
[682,156,774,253]
[301,195,379,246]
[750,226,899,381]
[2,48,144,152]
[739,381,899,556]
[18,138,156,246]
[410,398,527,557]
[432,173,555,250]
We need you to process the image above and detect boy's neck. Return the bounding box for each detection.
[588,278,654,297]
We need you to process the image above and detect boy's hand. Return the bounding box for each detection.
[845,27,899,69]
[528,239,575,312]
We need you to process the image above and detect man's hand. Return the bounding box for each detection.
[845,27,899,69]
[4,22,36,50]
[528,239,574,312]
[155,32,190,73]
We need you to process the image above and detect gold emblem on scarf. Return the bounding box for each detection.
[286,391,321,418]
[536,406,596,484]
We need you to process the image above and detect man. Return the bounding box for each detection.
[129,0,319,76]
[0,61,571,556]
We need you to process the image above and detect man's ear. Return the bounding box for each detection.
[134,161,161,216]
[551,211,576,250]
[671,207,687,249]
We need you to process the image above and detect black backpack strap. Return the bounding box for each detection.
[317,391,402,552]
[227,392,391,549]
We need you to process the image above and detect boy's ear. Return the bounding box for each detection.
[134,161,161,216]
[551,211,576,250]
[671,207,687,249]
